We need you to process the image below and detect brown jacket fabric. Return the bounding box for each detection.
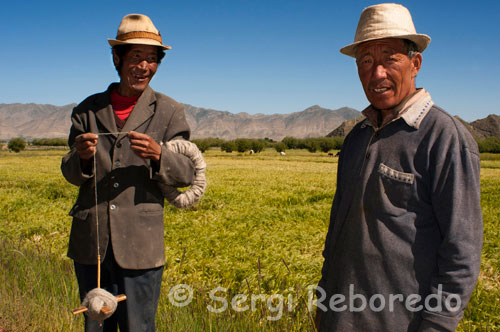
[61,84,195,269]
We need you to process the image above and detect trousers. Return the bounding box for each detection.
[74,244,164,332]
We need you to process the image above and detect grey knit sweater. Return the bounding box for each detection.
[318,93,483,332]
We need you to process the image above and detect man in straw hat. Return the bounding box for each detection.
[315,3,482,331]
[61,14,195,331]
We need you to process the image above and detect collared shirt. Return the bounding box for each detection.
[361,88,434,130]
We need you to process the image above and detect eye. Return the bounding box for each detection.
[357,56,373,69]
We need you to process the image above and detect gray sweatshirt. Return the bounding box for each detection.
[318,91,483,332]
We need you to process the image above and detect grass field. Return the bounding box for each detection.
[0,149,499,331]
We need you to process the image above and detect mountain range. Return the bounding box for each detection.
[1,102,498,141]
[0,103,360,141]
[326,114,500,140]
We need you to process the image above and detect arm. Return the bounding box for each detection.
[418,133,483,331]
[61,108,97,186]
[129,102,195,189]
[316,142,345,324]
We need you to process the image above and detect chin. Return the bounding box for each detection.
[369,98,397,110]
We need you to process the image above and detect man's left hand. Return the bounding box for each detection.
[128,131,161,162]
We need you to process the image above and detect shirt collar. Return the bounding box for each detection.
[361,88,434,130]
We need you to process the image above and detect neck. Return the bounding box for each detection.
[117,83,143,97]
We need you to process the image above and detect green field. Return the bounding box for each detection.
[0,149,499,331]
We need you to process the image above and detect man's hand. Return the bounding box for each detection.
[128,131,161,162]
[75,133,98,160]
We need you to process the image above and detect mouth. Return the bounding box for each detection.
[373,87,390,93]
[131,74,148,82]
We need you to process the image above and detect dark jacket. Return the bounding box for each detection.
[61,84,195,269]
[318,97,483,331]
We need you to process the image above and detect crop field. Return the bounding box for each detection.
[0,149,499,331]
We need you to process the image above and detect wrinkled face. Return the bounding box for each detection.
[356,38,422,110]
[114,44,159,96]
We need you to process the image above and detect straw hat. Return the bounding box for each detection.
[108,14,171,50]
[340,3,430,58]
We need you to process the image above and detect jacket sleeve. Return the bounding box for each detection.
[61,106,94,186]
[151,102,195,188]
[418,126,483,331]
[317,135,347,303]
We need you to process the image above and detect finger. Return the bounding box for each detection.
[128,131,150,140]
[129,139,149,148]
[76,133,98,142]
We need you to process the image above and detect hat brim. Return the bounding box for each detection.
[340,33,431,58]
[108,38,171,50]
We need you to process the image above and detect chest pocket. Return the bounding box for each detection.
[377,163,414,210]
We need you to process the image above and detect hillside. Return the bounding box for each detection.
[0,103,360,141]
[327,114,500,139]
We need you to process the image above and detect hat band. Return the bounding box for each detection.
[116,31,163,44]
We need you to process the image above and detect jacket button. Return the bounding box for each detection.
[116,142,122,148]
[110,204,116,210]
[113,182,119,188]
[114,161,120,167]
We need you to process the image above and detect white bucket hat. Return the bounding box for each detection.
[340,3,430,58]
[108,14,171,50]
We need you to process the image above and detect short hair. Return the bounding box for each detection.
[112,45,166,75]
[404,39,419,59]
[354,39,420,59]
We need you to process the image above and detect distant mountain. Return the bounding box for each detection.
[184,104,360,140]
[327,113,500,139]
[470,114,500,138]
[3,101,496,141]
[0,103,360,141]
[0,103,76,140]
[326,116,365,138]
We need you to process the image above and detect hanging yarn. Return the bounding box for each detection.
[82,288,119,321]
[72,134,205,320]
[162,139,207,208]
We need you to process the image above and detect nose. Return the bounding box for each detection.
[372,64,387,79]
[137,60,148,70]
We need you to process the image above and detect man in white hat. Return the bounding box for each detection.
[316,4,482,331]
[61,14,195,331]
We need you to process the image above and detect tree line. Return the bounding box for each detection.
[4,136,500,153]
[191,137,345,153]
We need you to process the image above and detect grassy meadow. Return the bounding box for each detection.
[0,149,499,331]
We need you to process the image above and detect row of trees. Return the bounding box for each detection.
[2,137,67,153]
[476,137,500,153]
[192,137,345,153]
[4,136,500,154]
[31,138,68,146]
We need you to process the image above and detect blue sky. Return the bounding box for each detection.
[2,0,499,121]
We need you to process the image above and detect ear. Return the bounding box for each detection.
[411,53,422,78]
[112,49,120,68]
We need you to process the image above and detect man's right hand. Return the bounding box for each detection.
[75,133,98,160]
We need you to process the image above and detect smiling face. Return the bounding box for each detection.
[114,44,159,97]
[356,38,422,111]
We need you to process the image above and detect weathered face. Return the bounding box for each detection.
[356,38,422,110]
[114,44,159,96]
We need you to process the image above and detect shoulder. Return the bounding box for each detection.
[422,105,479,155]
[72,90,109,115]
[152,90,184,111]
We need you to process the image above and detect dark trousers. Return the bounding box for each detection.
[74,245,164,332]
